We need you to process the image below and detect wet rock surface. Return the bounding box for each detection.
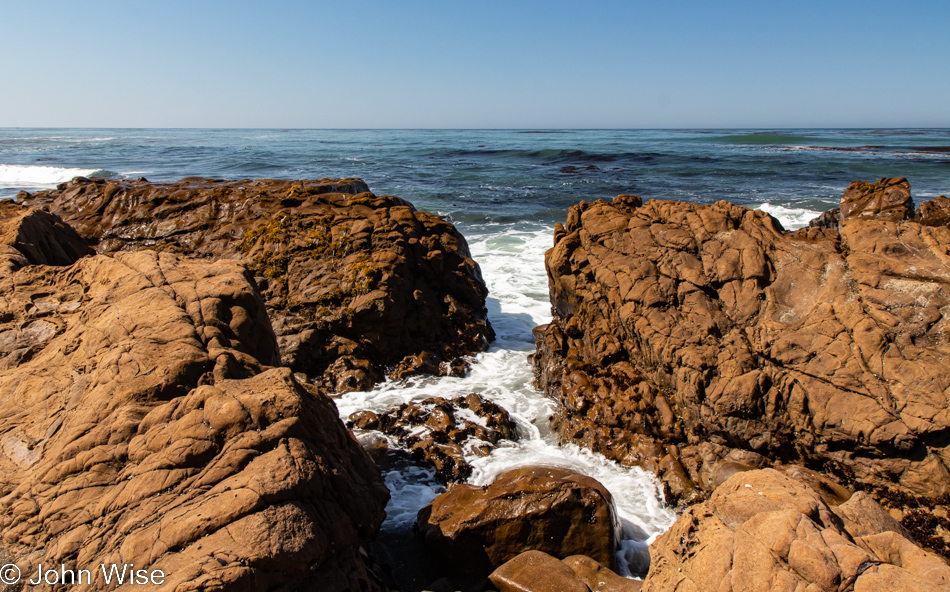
[642,469,950,592]
[532,180,950,519]
[489,550,592,592]
[348,393,518,482]
[0,208,389,591]
[19,176,494,391]
[416,467,621,578]
[562,555,643,592]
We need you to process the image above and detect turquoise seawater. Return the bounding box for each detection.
[3,129,949,584]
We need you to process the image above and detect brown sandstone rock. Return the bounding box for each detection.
[917,195,950,226]
[532,185,950,507]
[0,200,92,269]
[347,393,518,482]
[642,469,950,592]
[0,211,389,591]
[489,550,591,592]
[839,177,913,221]
[417,467,621,577]
[562,555,642,592]
[20,176,493,390]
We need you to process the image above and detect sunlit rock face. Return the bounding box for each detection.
[533,185,950,505]
[0,202,389,592]
[20,176,494,392]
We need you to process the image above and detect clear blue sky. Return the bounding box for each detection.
[2,0,948,128]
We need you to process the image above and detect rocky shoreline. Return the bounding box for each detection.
[19,176,494,392]
[3,176,950,591]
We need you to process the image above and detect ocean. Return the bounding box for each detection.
[3,128,949,579]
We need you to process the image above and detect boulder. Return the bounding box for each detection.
[489,551,591,592]
[917,195,950,226]
[642,469,950,592]
[417,467,621,577]
[347,393,518,482]
[839,177,913,221]
[20,176,494,390]
[0,209,389,591]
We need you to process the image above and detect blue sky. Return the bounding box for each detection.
[2,0,948,128]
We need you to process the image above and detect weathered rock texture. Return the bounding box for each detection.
[0,200,92,272]
[19,176,493,391]
[642,469,950,592]
[0,205,389,591]
[487,551,643,592]
[839,177,914,222]
[532,184,950,508]
[809,177,948,230]
[562,554,643,592]
[347,393,518,482]
[489,550,593,592]
[416,467,620,577]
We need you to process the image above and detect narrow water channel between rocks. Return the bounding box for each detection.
[335,220,677,587]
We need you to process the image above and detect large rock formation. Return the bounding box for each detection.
[416,467,621,577]
[532,183,950,511]
[19,176,493,391]
[0,203,389,591]
[642,469,950,592]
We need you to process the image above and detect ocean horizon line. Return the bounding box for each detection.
[2,126,950,132]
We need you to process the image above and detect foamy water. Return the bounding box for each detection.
[5,127,942,580]
[336,223,677,578]
[756,202,822,229]
[0,164,112,188]
[339,204,823,577]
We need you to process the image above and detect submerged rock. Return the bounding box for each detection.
[20,176,494,390]
[0,207,389,591]
[642,469,950,592]
[348,393,518,482]
[416,467,621,577]
[532,180,950,514]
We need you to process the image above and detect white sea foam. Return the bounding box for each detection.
[756,202,822,230]
[335,222,676,578]
[0,164,109,187]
